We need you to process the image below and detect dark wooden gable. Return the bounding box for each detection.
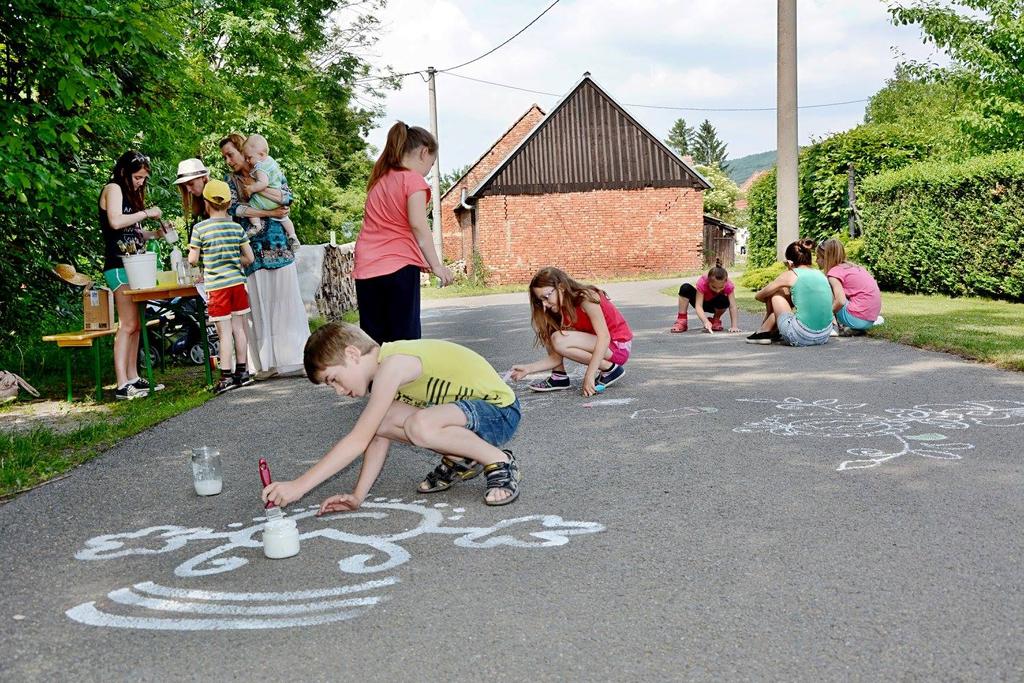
[469,76,711,198]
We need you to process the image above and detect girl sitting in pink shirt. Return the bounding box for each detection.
[816,238,884,335]
[670,259,741,333]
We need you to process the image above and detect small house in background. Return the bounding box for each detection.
[440,73,712,285]
[702,214,738,267]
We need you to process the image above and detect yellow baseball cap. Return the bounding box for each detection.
[203,179,231,203]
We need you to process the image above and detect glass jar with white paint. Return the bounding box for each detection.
[190,447,223,496]
[262,518,300,559]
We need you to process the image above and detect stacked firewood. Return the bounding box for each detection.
[314,243,357,320]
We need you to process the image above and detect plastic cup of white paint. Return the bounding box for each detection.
[262,518,300,559]
[190,447,223,496]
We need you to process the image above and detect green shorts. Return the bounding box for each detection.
[104,268,130,291]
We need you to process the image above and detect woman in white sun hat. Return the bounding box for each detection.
[174,158,211,241]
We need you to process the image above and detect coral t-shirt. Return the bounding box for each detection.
[353,169,430,280]
[570,294,633,343]
[827,263,881,322]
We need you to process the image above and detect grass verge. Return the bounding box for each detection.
[1,365,214,500]
[424,270,704,300]
[660,285,1024,370]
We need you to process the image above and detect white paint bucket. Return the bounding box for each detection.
[262,518,300,559]
[122,252,157,290]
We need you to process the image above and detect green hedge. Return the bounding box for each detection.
[860,151,1024,299]
[744,125,930,267]
[746,168,778,268]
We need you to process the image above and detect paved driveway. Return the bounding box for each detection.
[2,279,1022,681]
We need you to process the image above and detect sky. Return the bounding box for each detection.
[349,0,946,176]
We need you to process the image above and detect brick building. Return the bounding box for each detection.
[439,74,711,285]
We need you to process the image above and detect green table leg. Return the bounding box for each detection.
[198,297,213,386]
[139,302,156,396]
[93,341,103,401]
[65,352,73,403]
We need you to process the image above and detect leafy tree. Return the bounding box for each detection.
[440,163,472,195]
[864,63,977,155]
[695,164,741,223]
[891,0,1024,152]
[664,118,694,157]
[692,119,728,169]
[0,0,386,357]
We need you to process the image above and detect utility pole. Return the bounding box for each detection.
[426,67,443,260]
[776,0,799,259]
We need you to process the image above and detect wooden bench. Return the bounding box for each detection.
[42,320,158,402]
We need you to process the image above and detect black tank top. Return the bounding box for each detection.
[100,186,145,271]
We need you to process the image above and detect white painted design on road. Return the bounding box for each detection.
[734,398,1024,471]
[581,398,636,407]
[630,407,717,420]
[67,501,603,631]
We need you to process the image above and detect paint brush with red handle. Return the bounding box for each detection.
[258,458,285,521]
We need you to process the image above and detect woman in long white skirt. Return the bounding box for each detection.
[220,133,309,377]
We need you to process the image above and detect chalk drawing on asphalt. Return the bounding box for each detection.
[734,398,1024,471]
[66,500,604,631]
[630,407,718,420]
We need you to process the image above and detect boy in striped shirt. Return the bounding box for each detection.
[188,179,256,394]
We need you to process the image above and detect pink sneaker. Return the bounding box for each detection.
[710,317,723,332]
[670,317,688,333]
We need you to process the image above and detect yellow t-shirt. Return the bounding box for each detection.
[378,339,514,409]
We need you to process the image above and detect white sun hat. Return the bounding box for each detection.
[173,158,210,185]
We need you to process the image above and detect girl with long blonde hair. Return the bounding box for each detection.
[816,238,884,335]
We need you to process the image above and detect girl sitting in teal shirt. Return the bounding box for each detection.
[746,239,833,347]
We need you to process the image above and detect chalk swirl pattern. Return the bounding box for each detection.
[67,500,604,631]
[733,398,1024,471]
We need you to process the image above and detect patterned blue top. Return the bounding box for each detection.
[225,172,294,275]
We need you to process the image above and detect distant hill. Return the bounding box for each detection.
[727,150,776,185]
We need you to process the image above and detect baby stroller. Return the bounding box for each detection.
[139,296,219,369]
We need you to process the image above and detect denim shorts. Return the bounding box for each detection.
[454,397,521,447]
[777,312,831,347]
[836,304,875,331]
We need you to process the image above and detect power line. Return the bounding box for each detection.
[353,0,560,85]
[439,0,560,73]
[440,71,869,112]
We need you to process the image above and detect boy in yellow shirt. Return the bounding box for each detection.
[262,322,522,509]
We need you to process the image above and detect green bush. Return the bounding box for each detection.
[860,150,1024,299]
[739,262,786,291]
[745,168,778,268]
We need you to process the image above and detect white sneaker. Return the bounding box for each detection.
[874,315,885,326]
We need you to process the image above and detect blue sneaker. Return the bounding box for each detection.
[598,363,625,387]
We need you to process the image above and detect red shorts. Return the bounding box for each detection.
[207,283,250,321]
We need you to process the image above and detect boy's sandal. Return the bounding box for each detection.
[418,456,484,493]
[484,452,521,506]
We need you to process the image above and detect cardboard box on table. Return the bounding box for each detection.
[83,286,115,330]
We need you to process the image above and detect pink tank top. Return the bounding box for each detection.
[570,294,633,342]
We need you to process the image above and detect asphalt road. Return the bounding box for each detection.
[2,278,1022,681]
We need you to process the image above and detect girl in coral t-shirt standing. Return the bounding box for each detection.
[353,121,454,344]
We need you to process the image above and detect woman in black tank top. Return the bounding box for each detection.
[99,151,166,399]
